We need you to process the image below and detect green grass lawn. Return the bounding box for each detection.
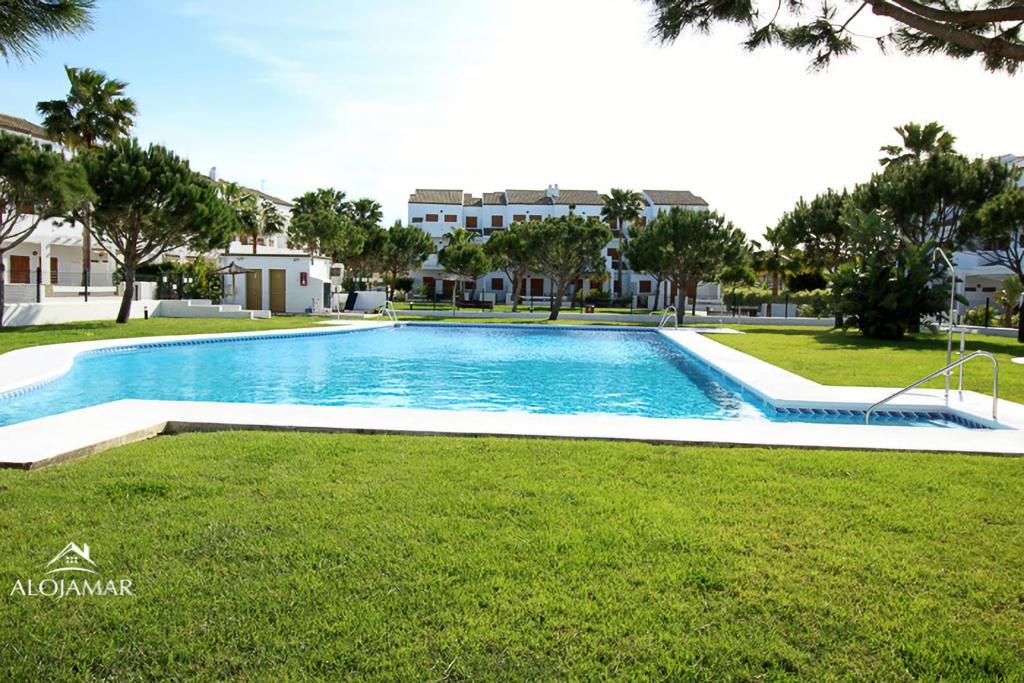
[0,433,1021,679]
[715,326,1024,404]
[0,316,324,356]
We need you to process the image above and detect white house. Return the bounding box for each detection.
[954,154,1024,312]
[407,185,722,309]
[218,253,333,314]
[0,113,118,305]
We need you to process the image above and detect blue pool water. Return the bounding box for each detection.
[0,324,979,428]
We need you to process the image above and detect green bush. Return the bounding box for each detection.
[963,306,997,327]
[832,216,948,339]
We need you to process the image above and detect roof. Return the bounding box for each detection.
[245,186,292,208]
[483,192,506,206]
[643,189,708,207]
[216,179,292,208]
[463,193,482,207]
[0,113,51,141]
[505,189,604,206]
[409,189,463,205]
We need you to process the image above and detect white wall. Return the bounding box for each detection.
[408,202,462,237]
[221,253,332,313]
[2,299,158,327]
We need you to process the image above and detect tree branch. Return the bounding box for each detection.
[867,0,1024,60]
[887,0,1024,27]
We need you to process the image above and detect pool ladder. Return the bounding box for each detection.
[659,306,678,329]
[379,300,399,323]
[864,350,999,425]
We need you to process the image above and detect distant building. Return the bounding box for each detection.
[0,113,118,304]
[407,186,721,308]
[956,154,1024,311]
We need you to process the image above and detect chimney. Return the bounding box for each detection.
[209,166,217,181]
[546,183,559,199]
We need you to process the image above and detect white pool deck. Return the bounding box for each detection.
[0,321,1021,469]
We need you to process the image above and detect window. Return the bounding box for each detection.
[529,215,542,222]
[639,280,652,293]
[491,215,504,228]
[491,277,504,290]
[426,214,439,222]
[465,216,478,228]
[444,215,457,223]
[513,214,526,223]
[607,247,619,258]
[411,217,423,223]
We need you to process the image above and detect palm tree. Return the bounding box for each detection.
[751,226,798,297]
[348,197,382,229]
[0,0,94,62]
[600,188,645,300]
[879,122,956,167]
[37,66,136,297]
[220,183,285,254]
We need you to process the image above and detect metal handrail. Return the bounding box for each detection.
[933,247,958,396]
[379,300,398,323]
[659,306,678,329]
[864,350,999,424]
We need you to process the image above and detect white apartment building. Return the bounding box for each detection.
[407,185,722,308]
[0,111,314,313]
[955,154,1024,311]
[0,113,118,305]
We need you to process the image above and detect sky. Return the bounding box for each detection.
[2,0,1021,239]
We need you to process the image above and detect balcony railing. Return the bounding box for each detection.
[4,270,117,287]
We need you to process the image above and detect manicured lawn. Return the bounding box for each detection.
[0,316,324,355]
[716,326,1024,404]
[0,432,1021,679]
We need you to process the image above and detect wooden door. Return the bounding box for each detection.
[269,269,286,313]
[9,255,30,284]
[530,278,544,296]
[245,270,262,310]
[49,257,58,284]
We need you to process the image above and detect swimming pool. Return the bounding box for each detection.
[0,324,984,429]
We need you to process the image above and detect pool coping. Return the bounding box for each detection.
[0,322,1021,468]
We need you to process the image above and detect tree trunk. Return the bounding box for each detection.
[548,282,564,321]
[82,207,92,302]
[116,264,136,324]
[1018,292,1024,343]
[771,273,779,297]
[511,273,522,312]
[675,286,685,325]
[251,232,258,255]
[0,259,6,329]
[616,219,624,304]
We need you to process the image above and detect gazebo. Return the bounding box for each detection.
[216,261,256,307]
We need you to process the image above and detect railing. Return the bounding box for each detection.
[659,306,678,329]
[4,270,116,287]
[379,300,399,323]
[864,350,999,425]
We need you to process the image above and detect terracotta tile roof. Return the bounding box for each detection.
[643,189,708,207]
[482,191,507,206]
[463,193,482,207]
[217,179,292,208]
[505,189,604,206]
[409,189,463,205]
[0,113,51,141]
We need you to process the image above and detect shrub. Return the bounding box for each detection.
[963,306,997,327]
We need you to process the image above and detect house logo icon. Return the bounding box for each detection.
[44,542,98,575]
[10,542,133,598]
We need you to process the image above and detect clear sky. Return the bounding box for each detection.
[2,0,1020,239]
